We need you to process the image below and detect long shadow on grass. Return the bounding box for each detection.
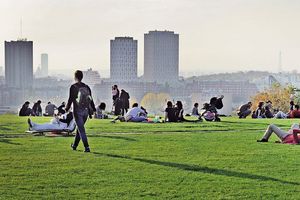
[92,152,299,186]
[0,138,21,145]
[0,134,27,138]
[221,121,270,126]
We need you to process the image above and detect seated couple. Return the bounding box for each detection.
[165,101,202,122]
[27,112,75,132]
[111,103,148,123]
[257,123,300,144]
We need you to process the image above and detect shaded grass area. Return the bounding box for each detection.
[0,114,299,199]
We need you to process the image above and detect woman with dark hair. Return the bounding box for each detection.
[164,101,177,122]
[112,85,121,115]
[32,100,42,116]
[120,89,130,116]
[174,101,201,122]
[289,104,300,118]
[264,106,274,118]
[253,101,265,118]
[290,101,295,111]
[19,101,32,116]
[95,102,108,119]
[191,103,199,116]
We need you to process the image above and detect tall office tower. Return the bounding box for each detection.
[144,30,179,84]
[41,53,48,77]
[5,40,33,88]
[110,37,137,82]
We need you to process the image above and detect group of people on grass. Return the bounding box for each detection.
[22,70,299,153]
[19,101,67,117]
[237,100,300,119]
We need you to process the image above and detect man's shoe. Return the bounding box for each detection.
[27,118,33,129]
[84,147,90,152]
[257,139,268,142]
[71,143,77,150]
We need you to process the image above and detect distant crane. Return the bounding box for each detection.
[278,51,282,73]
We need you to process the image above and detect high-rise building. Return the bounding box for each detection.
[110,37,137,82]
[41,53,48,77]
[5,40,33,88]
[144,30,179,84]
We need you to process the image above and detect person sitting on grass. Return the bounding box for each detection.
[19,101,32,116]
[32,100,42,116]
[165,101,177,122]
[175,101,202,122]
[27,112,75,132]
[43,102,57,117]
[252,102,264,119]
[237,102,252,118]
[95,102,108,119]
[191,103,200,116]
[57,102,66,114]
[111,103,148,123]
[289,105,300,118]
[257,123,300,144]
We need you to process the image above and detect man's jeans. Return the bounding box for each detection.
[73,109,89,148]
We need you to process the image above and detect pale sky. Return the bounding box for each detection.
[1,0,300,77]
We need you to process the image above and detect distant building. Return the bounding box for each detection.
[41,53,48,77]
[5,40,33,88]
[35,65,42,78]
[144,30,179,84]
[110,37,137,82]
[0,76,4,86]
[82,68,101,88]
[0,66,3,76]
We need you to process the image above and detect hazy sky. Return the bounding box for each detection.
[1,0,300,77]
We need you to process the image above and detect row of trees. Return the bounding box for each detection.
[138,84,300,114]
[251,83,300,112]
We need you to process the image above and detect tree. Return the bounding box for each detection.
[140,93,170,114]
[251,83,293,112]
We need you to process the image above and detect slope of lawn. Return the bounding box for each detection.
[0,114,299,199]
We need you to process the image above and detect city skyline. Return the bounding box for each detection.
[1,0,300,76]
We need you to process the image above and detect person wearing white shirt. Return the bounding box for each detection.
[111,103,148,123]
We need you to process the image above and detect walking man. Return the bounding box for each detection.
[66,70,96,152]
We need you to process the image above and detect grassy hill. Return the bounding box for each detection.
[0,115,299,199]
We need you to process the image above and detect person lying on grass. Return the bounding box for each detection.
[111,103,148,123]
[27,112,75,131]
[257,123,300,144]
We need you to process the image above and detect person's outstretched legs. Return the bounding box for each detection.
[258,124,289,142]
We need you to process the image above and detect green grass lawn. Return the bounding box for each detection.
[0,115,299,199]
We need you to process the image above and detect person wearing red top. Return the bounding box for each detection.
[257,123,300,144]
[289,105,300,118]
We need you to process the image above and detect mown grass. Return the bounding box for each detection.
[0,115,299,199]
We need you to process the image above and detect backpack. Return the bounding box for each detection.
[75,85,92,109]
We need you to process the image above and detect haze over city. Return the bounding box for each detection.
[1,0,300,77]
